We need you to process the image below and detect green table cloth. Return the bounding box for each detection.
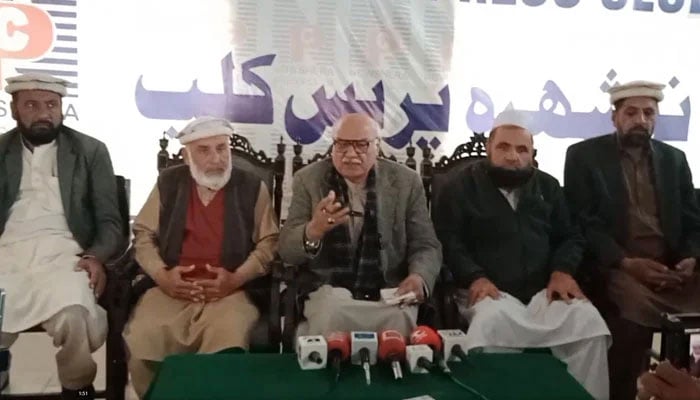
[146,352,593,400]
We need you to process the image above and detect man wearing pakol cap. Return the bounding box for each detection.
[279,113,441,337]
[435,108,611,400]
[0,73,123,399]
[123,116,279,398]
[565,80,700,400]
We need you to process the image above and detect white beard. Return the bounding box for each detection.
[189,157,232,191]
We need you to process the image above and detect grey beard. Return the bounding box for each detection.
[189,159,232,191]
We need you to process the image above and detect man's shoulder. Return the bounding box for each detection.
[294,159,331,183]
[0,128,18,149]
[158,163,189,182]
[60,125,107,153]
[377,158,419,180]
[567,133,614,155]
[533,168,560,186]
[651,139,686,159]
[444,159,483,183]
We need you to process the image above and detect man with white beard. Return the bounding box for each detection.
[123,116,279,398]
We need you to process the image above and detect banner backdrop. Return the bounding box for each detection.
[1,0,698,215]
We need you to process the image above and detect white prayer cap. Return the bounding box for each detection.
[4,72,69,97]
[176,116,234,145]
[608,80,664,104]
[491,107,534,133]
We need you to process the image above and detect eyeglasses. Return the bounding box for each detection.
[332,139,377,154]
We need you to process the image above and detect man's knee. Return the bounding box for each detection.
[128,357,159,399]
[0,332,18,348]
[464,297,513,325]
[51,305,89,329]
[45,305,106,351]
[569,300,607,326]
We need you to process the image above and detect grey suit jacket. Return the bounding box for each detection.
[279,158,441,294]
[0,126,123,263]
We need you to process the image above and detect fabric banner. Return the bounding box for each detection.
[0,0,698,213]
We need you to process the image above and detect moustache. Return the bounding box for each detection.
[628,126,650,135]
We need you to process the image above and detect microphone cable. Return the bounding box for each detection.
[436,359,491,400]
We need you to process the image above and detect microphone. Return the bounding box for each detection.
[405,344,434,373]
[438,329,470,362]
[296,335,327,370]
[325,331,350,382]
[351,331,378,385]
[410,325,447,372]
[378,330,406,379]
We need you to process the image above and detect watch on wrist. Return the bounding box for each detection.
[304,237,321,250]
[303,227,321,251]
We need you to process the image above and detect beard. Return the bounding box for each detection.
[618,126,652,148]
[486,160,534,189]
[17,118,61,146]
[189,156,233,191]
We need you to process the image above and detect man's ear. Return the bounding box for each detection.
[10,101,17,121]
[181,147,190,165]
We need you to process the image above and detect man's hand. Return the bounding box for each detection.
[621,257,683,290]
[638,361,700,400]
[468,277,500,307]
[395,273,426,305]
[197,264,246,302]
[673,257,697,284]
[547,271,586,304]
[154,265,204,302]
[305,190,350,242]
[75,257,107,297]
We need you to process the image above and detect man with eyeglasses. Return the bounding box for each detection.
[279,112,441,337]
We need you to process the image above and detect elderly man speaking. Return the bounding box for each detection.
[123,116,279,398]
[279,112,441,337]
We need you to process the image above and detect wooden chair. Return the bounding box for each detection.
[3,176,132,400]
[422,133,488,329]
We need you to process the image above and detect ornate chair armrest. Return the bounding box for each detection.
[281,263,300,352]
[267,255,284,347]
[438,266,460,329]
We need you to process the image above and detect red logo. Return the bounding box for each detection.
[291,25,322,62]
[0,2,55,86]
[366,27,403,68]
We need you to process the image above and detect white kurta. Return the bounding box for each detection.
[0,142,105,333]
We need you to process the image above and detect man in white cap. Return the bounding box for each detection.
[123,116,279,398]
[564,81,700,400]
[0,73,123,399]
[435,109,611,400]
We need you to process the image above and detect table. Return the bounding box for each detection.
[146,352,593,400]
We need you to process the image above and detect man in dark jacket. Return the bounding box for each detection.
[0,73,123,400]
[437,109,610,400]
[564,80,700,400]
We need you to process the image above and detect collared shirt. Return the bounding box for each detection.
[498,188,521,210]
[619,144,666,260]
[344,178,366,249]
